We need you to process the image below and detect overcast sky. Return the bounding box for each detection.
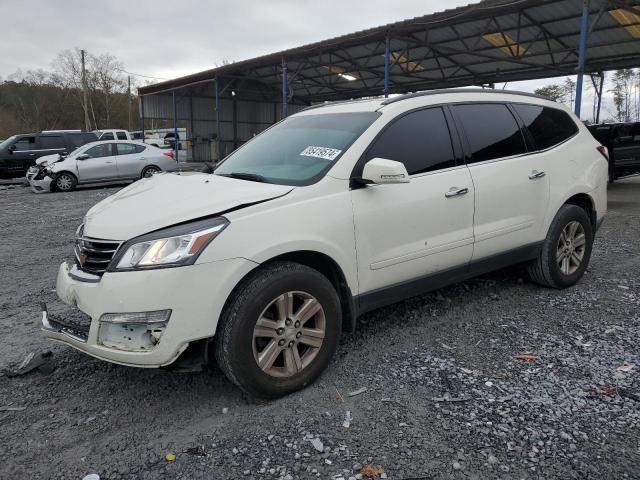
[1,0,609,120]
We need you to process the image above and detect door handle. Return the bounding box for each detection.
[445,187,469,198]
[29,153,35,156]
[529,170,546,180]
[105,161,114,164]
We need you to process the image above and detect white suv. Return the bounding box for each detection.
[42,89,608,398]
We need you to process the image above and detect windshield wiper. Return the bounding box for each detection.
[218,172,269,183]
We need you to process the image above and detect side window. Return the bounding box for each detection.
[613,125,633,145]
[100,132,114,140]
[116,131,128,140]
[134,144,146,153]
[13,136,37,151]
[451,103,526,163]
[364,107,456,175]
[116,143,137,155]
[83,133,98,144]
[85,144,113,159]
[512,104,579,150]
[40,136,65,150]
[69,133,86,148]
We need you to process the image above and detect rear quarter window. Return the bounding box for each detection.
[451,103,527,163]
[512,104,579,150]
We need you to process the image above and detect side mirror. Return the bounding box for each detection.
[8,145,15,154]
[76,153,90,160]
[361,158,410,185]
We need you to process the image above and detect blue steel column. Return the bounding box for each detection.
[282,59,288,118]
[172,90,178,162]
[139,96,145,139]
[215,77,222,162]
[574,0,589,118]
[384,37,390,98]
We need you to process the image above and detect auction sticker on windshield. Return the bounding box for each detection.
[300,146,342,161]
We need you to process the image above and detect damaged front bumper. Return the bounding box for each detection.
[27,168,53,193]
[41,259,257,368]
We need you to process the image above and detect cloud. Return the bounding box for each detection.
[0,0,622,121]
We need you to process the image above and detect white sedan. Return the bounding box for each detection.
[27,140,178,193]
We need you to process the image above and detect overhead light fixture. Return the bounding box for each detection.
[383,52,425,72]
[609,7,640,38]
[482,32,524,57]
[322,65,359,81]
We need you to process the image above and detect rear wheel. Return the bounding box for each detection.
[215,261,341,398]
[54,172,77,192]
[141,165,161,178]
[527,204,593,289]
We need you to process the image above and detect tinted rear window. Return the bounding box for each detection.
[452,103,526,163]
[513,104,579,150]
[117,131,128,140]
[40,135,65,149]
[364,107,456,175]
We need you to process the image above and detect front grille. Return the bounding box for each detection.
[75,233,121,276]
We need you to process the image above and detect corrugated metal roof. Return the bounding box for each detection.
[139,0,640,102]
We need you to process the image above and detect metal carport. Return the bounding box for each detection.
[138,0,640,162]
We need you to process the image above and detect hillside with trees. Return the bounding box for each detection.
[0,48,139,138]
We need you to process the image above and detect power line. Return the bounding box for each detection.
[115,67,169,81]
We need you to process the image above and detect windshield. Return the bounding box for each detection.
[214,112,380,186]
[0,135,17,150]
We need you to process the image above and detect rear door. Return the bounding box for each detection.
[451,103,549,260]
[114,143,145,178]
[76,143,118,182]
[39,134,68,156]
[351,107,475,301]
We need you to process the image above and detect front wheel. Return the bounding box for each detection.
[527,204,594,289]
[215,261,342,398]
[54,172,77,192]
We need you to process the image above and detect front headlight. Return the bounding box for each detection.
[112,217,229,270]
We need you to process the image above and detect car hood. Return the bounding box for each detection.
[83,173,294,240]
[36,154,63,167]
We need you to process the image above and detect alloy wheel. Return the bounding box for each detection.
[143,167,160,178]
[252,291,326,378]
[57,175,72,191]
[556,220,586,276]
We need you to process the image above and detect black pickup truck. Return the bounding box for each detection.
[0,131,97,179]
[588,122,640,182]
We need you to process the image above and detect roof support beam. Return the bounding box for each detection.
[384,37,390,98]
[575,1,590,117]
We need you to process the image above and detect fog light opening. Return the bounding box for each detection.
[98,310,171,352]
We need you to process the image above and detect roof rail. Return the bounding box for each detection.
[380,88,549,106]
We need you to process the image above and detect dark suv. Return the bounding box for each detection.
[0,131,97,179]
[588,122,640,182]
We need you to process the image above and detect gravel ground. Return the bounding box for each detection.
[0,177,639,480]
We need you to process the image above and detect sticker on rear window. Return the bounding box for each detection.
[299,146,342,161]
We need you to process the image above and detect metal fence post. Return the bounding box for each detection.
[282,59,288,118]
[172,90,178,163]
[384,37,391,98]
[140,96,145,139]
[215,76,222,162]
[574,0,589,118]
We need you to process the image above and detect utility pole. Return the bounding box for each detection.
[81,49,90,131]
[127,75,132,131]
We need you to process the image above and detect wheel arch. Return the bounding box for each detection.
[221,250,357,334]
[563,192,596,229]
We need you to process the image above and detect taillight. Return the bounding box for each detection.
[163,151,175,160]
[596,145,609,161]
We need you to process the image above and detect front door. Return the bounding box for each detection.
[351,107,475,305]
[77,143,118,182]
[450,103,550,260]
[9,135,39,175]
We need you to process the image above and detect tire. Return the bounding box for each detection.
[215,261,342,398]
[54,172,77,192]
[527,204,594,289]
[141,165,161,178]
